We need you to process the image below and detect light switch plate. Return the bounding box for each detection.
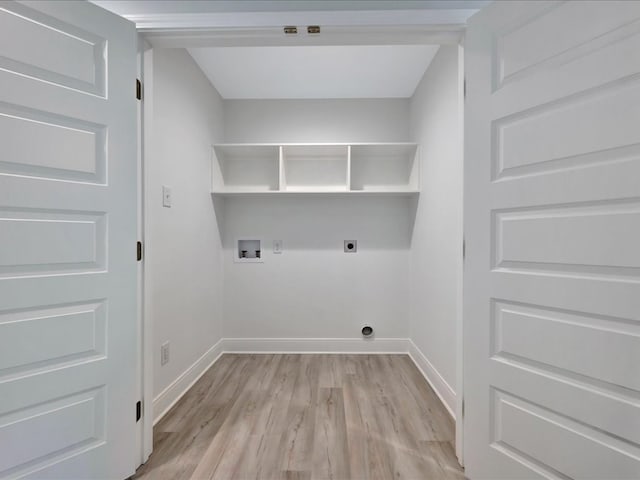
[162,185,172,207]
[273,240,283,254]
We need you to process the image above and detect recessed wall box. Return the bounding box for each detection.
[236,239,263,263]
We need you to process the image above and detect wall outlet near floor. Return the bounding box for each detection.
[162,185,172,207]
[161,342,170,366]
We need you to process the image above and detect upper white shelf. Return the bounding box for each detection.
[211,142,419,195]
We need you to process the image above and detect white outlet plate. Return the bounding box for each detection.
[162,185,172,208]
[161,341,170,365]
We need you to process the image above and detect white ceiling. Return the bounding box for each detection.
[90,0,480,99]
[188,45,440,99]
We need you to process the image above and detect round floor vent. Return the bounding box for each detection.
[361,325,374,338]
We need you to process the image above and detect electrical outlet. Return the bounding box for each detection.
[344,240,357,253]
[161,342,170,366]
[162,186,172,208]
[273,240,283,254]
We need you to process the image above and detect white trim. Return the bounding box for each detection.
[142,27,464,49]
[223,337,409,354]
[152,338,459,429]
[215,142,419,147]
[135,35,145,468]
[112,10,477,31]
[140,40,154,463]
[407,339,456,419]
[455,41,465,466]
[152,338,225,425]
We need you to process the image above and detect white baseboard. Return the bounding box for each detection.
[153,338,224,425]
[223,337,410,353]
[407,339,456,419]
[152,337,455,426]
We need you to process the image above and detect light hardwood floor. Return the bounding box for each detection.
[134,354,464,480]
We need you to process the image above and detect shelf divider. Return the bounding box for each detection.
[347,145,352,192]
[278,145,285,192]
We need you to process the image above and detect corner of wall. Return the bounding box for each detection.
[153,338,225,424]
[147,47,226,419]
[407,45,462,416]
[408,340,456,418]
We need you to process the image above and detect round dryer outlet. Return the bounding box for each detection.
[344,240,357,253]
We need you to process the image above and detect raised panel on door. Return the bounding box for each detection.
[0,1,137,478]
[0,102,107,182]
[465,1,640,478]
[0,1,106,95]
[492,389,640,479]
[0,301,106,377]
[0,388,106,475]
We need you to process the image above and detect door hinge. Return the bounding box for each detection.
[463,77,466,99]
[137,241,143,261]
[136,400,142,422]
[462,237,466,262]
[136,79,142,100]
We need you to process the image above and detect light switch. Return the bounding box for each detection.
[162,185,172,207]
[273,240,283,254]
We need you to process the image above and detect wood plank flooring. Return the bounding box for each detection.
[133,354,464,480]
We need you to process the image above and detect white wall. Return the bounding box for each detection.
[221,99,412,341]
[224,99,410,143]
[146,49,225,413]
[222,196,411,339]
[146,48,461,415]
[409,46,463,411]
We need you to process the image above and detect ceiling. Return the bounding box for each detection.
[188,45,439,99]
[90,0,484,99]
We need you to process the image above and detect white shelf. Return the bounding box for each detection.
[211,190,418,197]
[350,143,419,192]
[282,144,349,192]
[212,144,280,192]
[211,142,419,195]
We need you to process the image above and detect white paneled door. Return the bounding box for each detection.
[464,1,640,478]
[0,1,137,479]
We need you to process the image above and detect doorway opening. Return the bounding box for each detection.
[137,24,465,470]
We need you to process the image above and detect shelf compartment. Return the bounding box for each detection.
[282,145,349,192]
[350,143,418,192]
[212,144,280,192]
